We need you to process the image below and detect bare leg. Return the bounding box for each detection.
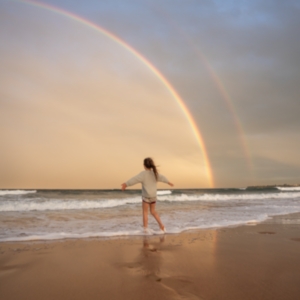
[142,201,150,228]
[150,203,165,230]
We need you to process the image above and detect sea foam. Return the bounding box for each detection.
[1,189,300,242]
[0,197,141,212]
[277,187,300,191]
[157,190,172,195]
[158,192,300,202]
[1,191,300,212]
[0,190,37,196]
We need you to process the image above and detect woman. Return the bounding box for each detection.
[121,157,174,232]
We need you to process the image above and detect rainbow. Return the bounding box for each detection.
[12,0,214,187]
[191,49,253,171]
[149,6,253,172]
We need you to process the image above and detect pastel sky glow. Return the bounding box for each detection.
[1,0,299,188]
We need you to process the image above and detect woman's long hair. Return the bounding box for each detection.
[144,157,158,180]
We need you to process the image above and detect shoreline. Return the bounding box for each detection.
[2,187,300,244]
[1,210,299,244]
[1,212,300,299]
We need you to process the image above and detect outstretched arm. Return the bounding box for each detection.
[121,171,144,191]
[158,174,173,187]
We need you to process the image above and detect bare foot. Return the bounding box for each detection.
[143,227,150,234]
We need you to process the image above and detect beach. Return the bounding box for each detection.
[2,1,299,299]
[1,212,300,300]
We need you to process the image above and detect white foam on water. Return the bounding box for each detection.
[157,190,172,195]
[158,192,300,202]
[1,189,300,242]
[0,213,277,242]
[0,231,146,242]
[2,202,300,243]
[277,187,300,191]
[1,191,300,212]
[0,197,141,212]
[0,190,37,196]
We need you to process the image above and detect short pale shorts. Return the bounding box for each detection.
[142,196,157,204]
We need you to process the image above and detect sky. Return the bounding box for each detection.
[1,0,299,189]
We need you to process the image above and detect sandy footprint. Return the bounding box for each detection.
[0,268,18,277]
[0,263,28,277]
[118,261,142,271]
[160,275,204,300]
[290,238,300,242]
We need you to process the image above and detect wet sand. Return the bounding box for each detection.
[1,213,300,300]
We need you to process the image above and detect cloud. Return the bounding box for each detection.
[1,0,299,187]
[251,155,300,185]
[0,3,210,188]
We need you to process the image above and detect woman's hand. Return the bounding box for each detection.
[121,183,127,191]
[168,182,174,187]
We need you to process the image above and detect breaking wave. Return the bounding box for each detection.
[0,190,37,196]
[1,191,300,212]
[277,187,300,191]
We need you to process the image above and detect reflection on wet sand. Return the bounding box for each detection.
[137,235,205,299]
[139,236,165,282]
[1,215,300,300]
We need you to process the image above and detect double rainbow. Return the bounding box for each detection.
[12,0,214,187]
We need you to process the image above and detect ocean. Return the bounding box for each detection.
[1,187,300,242]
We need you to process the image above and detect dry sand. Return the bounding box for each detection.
[1,213,300,300]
